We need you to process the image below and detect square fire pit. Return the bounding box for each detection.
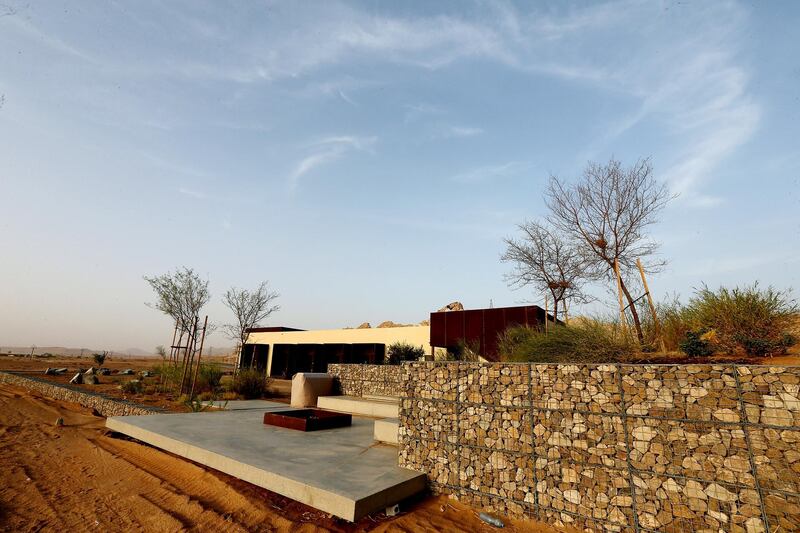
[263,409,352,431]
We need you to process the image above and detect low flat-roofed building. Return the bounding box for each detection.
[241,325,432,378]
[240,304,555,377]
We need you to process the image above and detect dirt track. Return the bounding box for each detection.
[0,383,556,533]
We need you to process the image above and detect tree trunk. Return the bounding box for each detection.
[552,299,559,324]
[618,277,644,344]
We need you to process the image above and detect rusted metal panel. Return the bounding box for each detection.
[429,305,547,361]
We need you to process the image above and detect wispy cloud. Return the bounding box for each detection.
[7,1,759,208]
[178,187,206,199]
[435,125,484,139]
[404,103,444,124]
[140,152,209,179]
[451,161,529,183]
[289,135,377,190]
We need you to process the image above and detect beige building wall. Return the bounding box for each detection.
[245,325,437,374]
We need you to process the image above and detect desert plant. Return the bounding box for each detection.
[444,338,482,362]
[232,368,267,399]
[152,363,184,383]
[120,379,144,394]
[682,283,797,356]
[498,320,635,363]
[679,330,715,357]
[183,394,228,412]
[93,352,107,366]
[195,362,223,392]
[386,342,425,365]
[653,296,693,352]
[220,390,240,401]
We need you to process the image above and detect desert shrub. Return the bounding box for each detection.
[120,379,143,394]
[386,342,425,365]
[682,283,798,356]
[155,345,167,360]
[444,338,482,362]
[646,295,693,352]
[679,330,715,357]
[152,363,183,382]
[221,391,240,401]
[195,363,223,392]
[232,368,267,399]
[93,352,106,366]
[498,320,635,363]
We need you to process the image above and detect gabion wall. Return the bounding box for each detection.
[0,372,163,417]
[398,362,800,533]
[326,363,403,397]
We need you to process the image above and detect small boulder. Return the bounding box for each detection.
[69,373,83,385]
[54,417,64,427]
[377,321,408,328]
[437,301,464,312]
[84,367,96,376]
[98,368,111,375]
[120,369,134,375]
[139,370,151,378]
[44,368,55,375]
[83,375,99,385]
[356,322,371,329]
[54,368,68,374]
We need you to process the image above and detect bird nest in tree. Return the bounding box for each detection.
[594,237,608,249]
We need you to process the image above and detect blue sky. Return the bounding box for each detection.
[1,1,798,351]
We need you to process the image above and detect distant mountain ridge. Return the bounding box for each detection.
[0,346,235,357]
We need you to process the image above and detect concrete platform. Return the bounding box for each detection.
[317,395,399,418]
[373,418,399,445]
[106,408,424,521]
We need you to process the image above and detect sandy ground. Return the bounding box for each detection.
[0,382,558,533]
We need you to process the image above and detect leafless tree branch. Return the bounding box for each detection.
[502,221,590,321]
[222,282,280,364]
[545,157,673,341]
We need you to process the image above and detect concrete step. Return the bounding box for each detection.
[362,394,399,402]
[317,395,399,419]
[373,418,398,445]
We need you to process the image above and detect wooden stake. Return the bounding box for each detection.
[637,258,666,353]
[168,323,178,364]
[189,315,209,400]
[564,300,569,325]
[615,259,628,337]
[179,316,199,394]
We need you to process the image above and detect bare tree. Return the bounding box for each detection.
[144,267,210,334]
[502,221,589,321]
[545,158,672,342]
[222,282,280,367]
